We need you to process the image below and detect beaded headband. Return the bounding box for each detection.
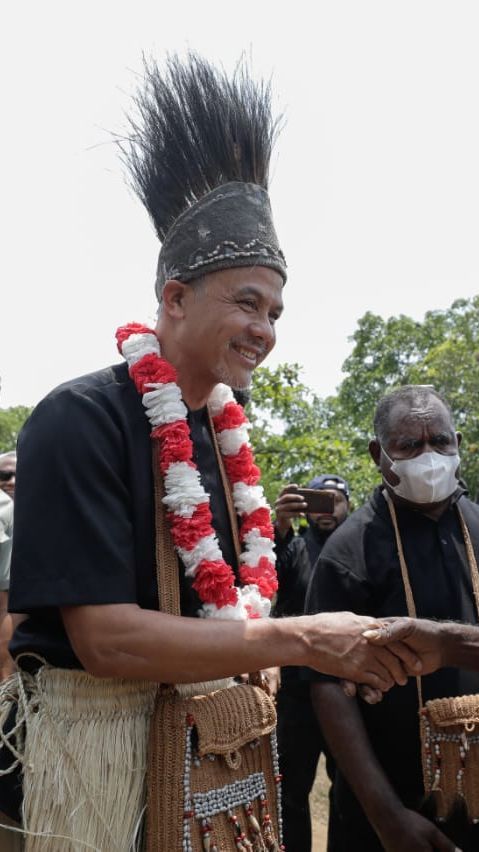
[155,181,287,299]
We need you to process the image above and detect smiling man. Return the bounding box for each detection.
[2,56,418,850]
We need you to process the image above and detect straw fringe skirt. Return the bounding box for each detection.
[19,667,156,852]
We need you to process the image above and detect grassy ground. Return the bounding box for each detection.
[310,755,330,851]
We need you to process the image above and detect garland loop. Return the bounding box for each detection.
[116,323,277,620]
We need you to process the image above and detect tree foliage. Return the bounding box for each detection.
[0,406,32,453]
[249,296,479,507]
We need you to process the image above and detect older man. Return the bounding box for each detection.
[274,474,350,851]
[306,385,479,852]
[2,56,415,850]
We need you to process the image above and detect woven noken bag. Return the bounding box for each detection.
[146,437,283,851]
[385,490,479,823]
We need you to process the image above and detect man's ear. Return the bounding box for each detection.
[369,438,381,467]
[161,280,190,318]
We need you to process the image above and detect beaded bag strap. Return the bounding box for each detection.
[383,489,479,710]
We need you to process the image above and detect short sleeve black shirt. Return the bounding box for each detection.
[9,363,237,668]
[305,486,479,814]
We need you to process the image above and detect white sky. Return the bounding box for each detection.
[1,0,478,409]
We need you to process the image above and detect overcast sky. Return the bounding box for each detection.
[1,1,478,409]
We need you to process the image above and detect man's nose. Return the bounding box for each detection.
[249,315,275,349]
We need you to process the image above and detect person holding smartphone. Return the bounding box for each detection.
[273,474,350,852]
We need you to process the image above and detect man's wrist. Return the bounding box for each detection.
[274,519,292,539]
[441,621,478,669]
[268,614,312,668]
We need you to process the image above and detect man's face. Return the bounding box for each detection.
[371,398,460,507]
[0,455,16,500]
[309,489,349,532]
[176,266,284,392]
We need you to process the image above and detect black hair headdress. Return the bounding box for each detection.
[122,53,287,298]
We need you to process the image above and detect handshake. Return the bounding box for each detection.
[338,615,477,704]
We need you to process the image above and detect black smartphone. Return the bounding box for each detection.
[296,488,335,514]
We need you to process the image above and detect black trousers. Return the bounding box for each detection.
[276,681,335,852]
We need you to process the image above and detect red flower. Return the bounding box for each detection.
[239,508,274,541]
[239,557,278,599]
[212,402,248,433]
[152,422,193,473]
[223,445,260,485]
[168,503,213,550]
[193,560,237,607]
[115,323,154,352]
[129,355,177,394]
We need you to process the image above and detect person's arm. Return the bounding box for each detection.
[0,590,15,681]
[61,604,420,688]
[365,616,479,674]
[311,682,459,852]
[274,484,307,540]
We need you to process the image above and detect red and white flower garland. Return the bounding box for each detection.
[116,323,278,620]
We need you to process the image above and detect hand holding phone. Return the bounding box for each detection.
[295,488,335,515]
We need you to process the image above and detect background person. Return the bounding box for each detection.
[274,474,350,851]
[0,452,16,681]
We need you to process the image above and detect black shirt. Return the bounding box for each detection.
[305,486,479,846]
[274,522,330,685]
[9,363,237,668]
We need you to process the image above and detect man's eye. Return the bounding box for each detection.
[239,299,256,310]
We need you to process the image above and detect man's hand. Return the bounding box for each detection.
[262,666,281,698]
[341,680,384,704]
[274,484,307,538]
[376,807,461,851]
[304,612,422,691]
[363,617,446,676]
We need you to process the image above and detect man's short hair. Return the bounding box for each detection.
[373,385,453,445]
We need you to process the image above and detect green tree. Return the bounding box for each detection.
[247,365,377,509]
[0,406,32,453]
[332,295,479,498]
[250,296,479,507]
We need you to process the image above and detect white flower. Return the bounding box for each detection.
[200,595,247,621]
[239,585,271,618]
[232,482,268,515]
[216,424,250,456]
[142,384,188,425]
[178,535,223,577]
[240,531,276,565]
[208,383,234,416]
[122,333,160,365]
[162,462,207,516]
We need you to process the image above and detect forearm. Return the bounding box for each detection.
[311,682,402,832]
[61,604,306,682]
[442,621,479,671]
[366,616,479,675]
[0,591,15,680]
[60,605,416,688]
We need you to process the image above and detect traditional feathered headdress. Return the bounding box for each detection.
[122,53,286,300]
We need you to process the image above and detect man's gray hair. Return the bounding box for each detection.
[373,385,454,445]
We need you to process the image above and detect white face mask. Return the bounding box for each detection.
[381,448,460,504]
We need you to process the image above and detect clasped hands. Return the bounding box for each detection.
[343,615,445,704]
